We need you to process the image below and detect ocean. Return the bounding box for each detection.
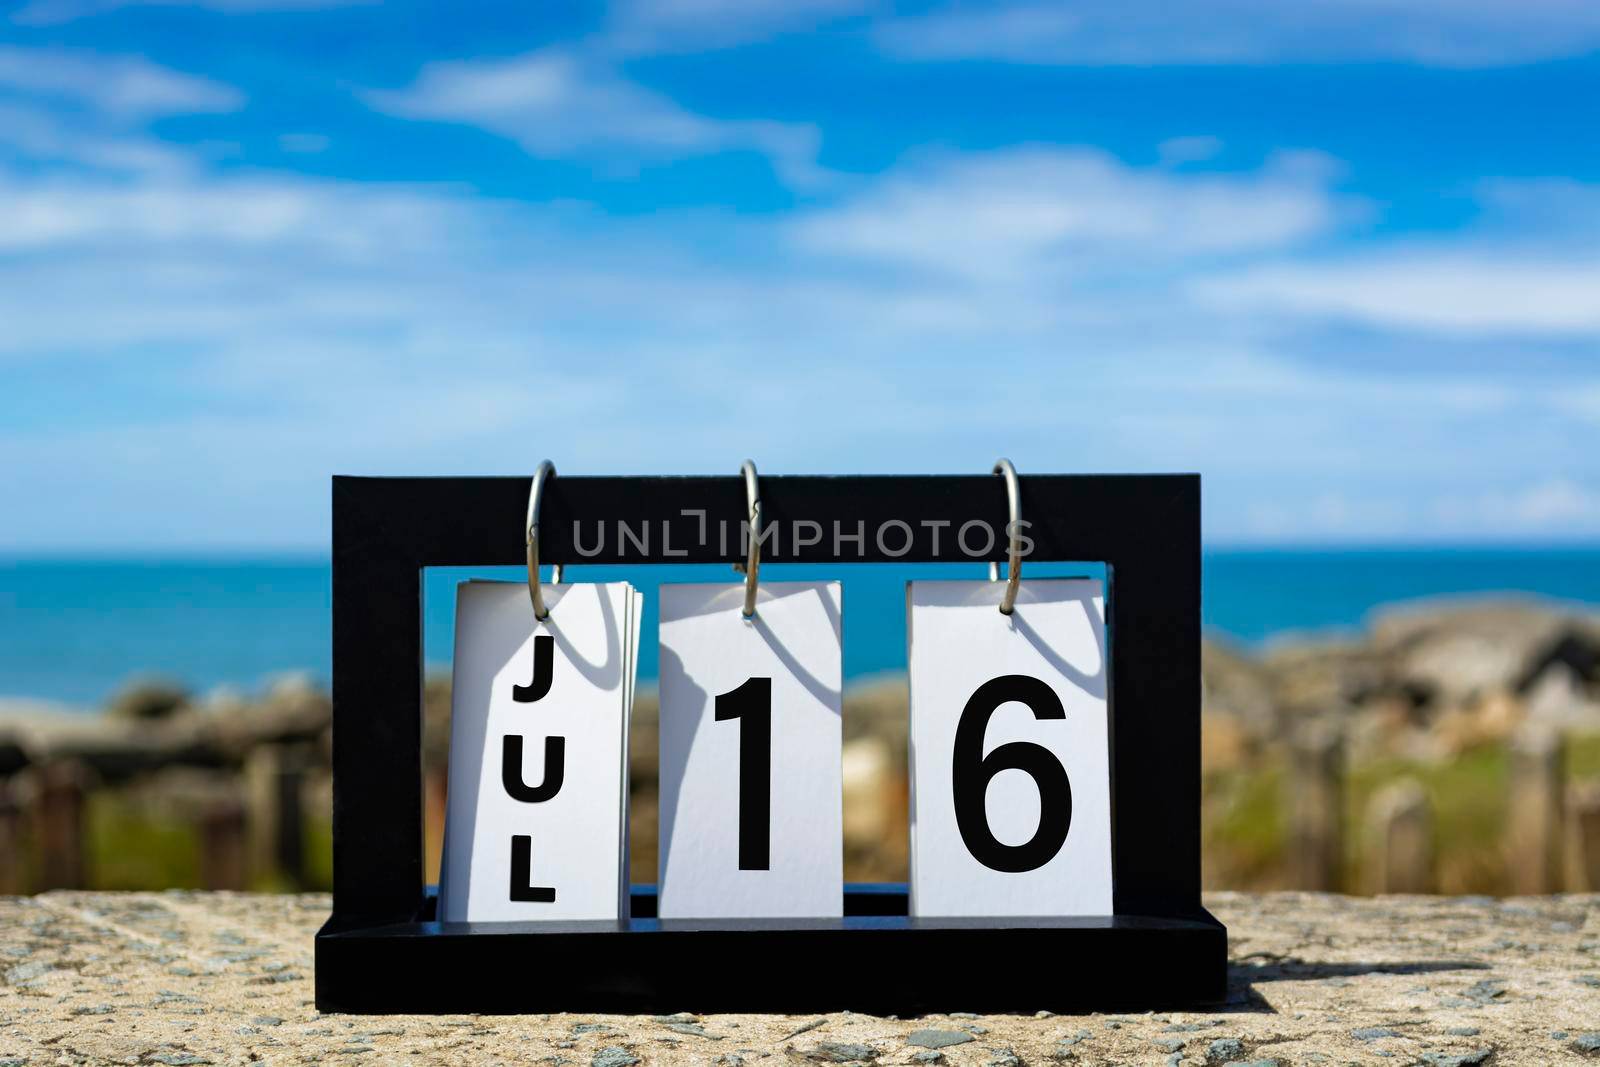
[3,550,1598,708]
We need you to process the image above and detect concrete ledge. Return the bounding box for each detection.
[4,891,1600,1064]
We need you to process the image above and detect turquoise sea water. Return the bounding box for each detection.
[2,550,1598,707]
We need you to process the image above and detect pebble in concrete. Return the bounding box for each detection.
[906,1030,974,1049]
[1207,1037,1246,1062]
[1352,1027,1403,1040]
[803,1041,878,1062]
[1419,1052,1493,1067]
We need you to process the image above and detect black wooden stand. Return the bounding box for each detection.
[315,474,1226,1014]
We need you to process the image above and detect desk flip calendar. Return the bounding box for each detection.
[315,463,1225,1014]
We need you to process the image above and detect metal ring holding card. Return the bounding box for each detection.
[737,459,761,618]
[991,457,1022,615]
[526,460,556,621]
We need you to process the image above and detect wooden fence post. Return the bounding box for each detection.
[1287,720,1344,891]
[0,779,23,894]
[199,793,248,891]
[1363,778,1433,894]
[1566,782,1600,891]
[32,760,91,890]
[1508,722,1565,895]
[424,764,447,888]
[246,743,308,887]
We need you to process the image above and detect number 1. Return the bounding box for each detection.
[715,676,772,871]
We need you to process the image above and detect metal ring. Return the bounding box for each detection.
[525,460,556,621]
[739,459,761,618]
[991,457,1022,615]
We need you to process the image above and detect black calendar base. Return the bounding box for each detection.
[314,885,1227,1015]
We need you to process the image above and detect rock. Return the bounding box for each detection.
[1206,1038,1245,1063]
[1573,1033,1600,1054]
[1463,979,1507,1003]
[590,1048,639,1067]
[1352,1027,1401,1040]
[1445,1028,1480,1037]
[1419,1052,1493,1067]
[911,1054,942,1065]
[842,737,894,848]
[1518,628,1600,693]
[109,679,190,721]
[983,1050,1021,1067]
[1397,632,1527,706]
[1151,1036,1184,1051]
[1525,660,1600,725]
[906,1031,974,1049]
[1202,638,1278,743]
[800,1042,877,1062]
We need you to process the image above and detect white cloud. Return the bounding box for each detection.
[875,0,1600,68]
[11,0,367,27]
[1193,254,1600,337]
[1187,173,1600,338]
[0,100,194,174]
[366,47,822,186]
[0,172,474,254]
[0,50,239,181]
[793,147,1347,281]
[1433,479,1600,533]
[0,46,241,118]
[603,0,873,55]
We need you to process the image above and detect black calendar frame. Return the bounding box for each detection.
[315,474,1226,1013]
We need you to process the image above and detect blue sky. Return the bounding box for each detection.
[0,0,1597,551]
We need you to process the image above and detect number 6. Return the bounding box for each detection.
[951,674,1072,873]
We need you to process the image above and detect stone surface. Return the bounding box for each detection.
[906,1029,974,1048]
[9,891,1600,1063]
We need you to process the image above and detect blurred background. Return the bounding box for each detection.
[0,1,1596,897]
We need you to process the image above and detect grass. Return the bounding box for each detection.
[86,794,201,890]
